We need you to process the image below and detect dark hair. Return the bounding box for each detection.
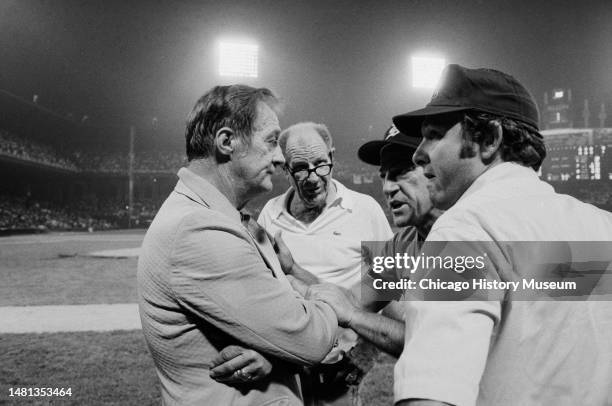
[460,111,546,170]
[185,85,278,161]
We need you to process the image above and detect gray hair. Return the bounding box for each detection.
[278,122,334,153]
[185,85,278,161]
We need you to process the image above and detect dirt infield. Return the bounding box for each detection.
[0,230,144,306]
[1,230,611,405]
[0,304,141,334]
[0,231,144,332]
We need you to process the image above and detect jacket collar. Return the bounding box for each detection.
[174,167,242,224]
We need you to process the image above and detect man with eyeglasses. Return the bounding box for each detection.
[258,121,392,406]
[305,124,443,403]
[308,124,443,355]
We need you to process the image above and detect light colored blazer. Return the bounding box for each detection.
[138,168,338,406]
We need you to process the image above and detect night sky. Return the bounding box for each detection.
[1,0,611,159]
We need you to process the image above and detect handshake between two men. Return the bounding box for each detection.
[209,230,406,388]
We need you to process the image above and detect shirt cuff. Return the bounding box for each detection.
[393,367,478,406]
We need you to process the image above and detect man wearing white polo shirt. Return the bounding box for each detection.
[258,122,392,288]
[258,121,392,405]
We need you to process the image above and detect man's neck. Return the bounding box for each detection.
[415,209,443,241]
[188,159,248,210]
[288,181,337,224]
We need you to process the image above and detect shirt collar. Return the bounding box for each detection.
[270,178,353,219]
[455,162,539,205]
[329,179,354,210]
[174,167,242,224]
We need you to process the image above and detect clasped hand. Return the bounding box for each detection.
[307,283,359,328]
[209,345,272,384]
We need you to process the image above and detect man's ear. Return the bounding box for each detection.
[214,127,236,160]
[480,121,503,161]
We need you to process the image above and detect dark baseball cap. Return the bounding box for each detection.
[393,64,540,137]
[358,125,421,166]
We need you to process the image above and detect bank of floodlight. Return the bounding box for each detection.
[218,40,258,78]
[411,55,446,89]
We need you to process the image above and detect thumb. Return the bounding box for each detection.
[274,231,287,249]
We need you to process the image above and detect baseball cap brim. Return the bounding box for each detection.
[357,140,387,165]
[392,105,471,138]
[357,134,422,166]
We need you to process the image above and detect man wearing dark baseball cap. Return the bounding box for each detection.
[357,124,440,243]
[307,124,443,403]
[392,64,612,406]
[310,125,443,356]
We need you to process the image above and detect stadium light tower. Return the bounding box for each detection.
[411,55,446,89]
[218,40,259,78]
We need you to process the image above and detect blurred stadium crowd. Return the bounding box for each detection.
[1,128,378,176]
[0,128,380,232]
[1,129,79,171]
[2,126,611,232]
[1,129,189,173]
[0,194,163,231]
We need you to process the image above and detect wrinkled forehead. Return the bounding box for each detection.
[284,130,331,165]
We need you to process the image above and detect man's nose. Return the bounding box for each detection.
[272,145,285,167]
[305,169,319,182]
[382,177,398,197]
[412,141,429,167]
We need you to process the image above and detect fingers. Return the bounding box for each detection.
[273,231,295,274]
[213,367,258,384]
[210,346,253,377]
[271,230,280,253]
[274,231,291,253]
[308,283,344,300]
[308,284,358,327]
[274,230,283,243]
[210,345,244,368]
[210,347,272,384]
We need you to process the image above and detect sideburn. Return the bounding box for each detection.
[459,138,478,159]
[459,139,497,165]
[459,121,498,165]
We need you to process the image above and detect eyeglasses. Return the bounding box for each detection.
[288,163,333,181]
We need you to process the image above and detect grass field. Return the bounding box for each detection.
[0,231,142,306]
[1,230,611,405]
[1,331,160,405]
[0,231,158,405]
[0,230,395,405]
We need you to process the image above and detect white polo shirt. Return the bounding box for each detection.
[258,179,393,289]
[394,162,612,406]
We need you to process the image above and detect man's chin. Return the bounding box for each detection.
[255,179,274,194]
[262,183,273,192]
[392,217,410,228]
[429,188,452,210]
[432,195,453,210]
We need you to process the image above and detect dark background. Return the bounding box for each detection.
[2,0,611,159]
